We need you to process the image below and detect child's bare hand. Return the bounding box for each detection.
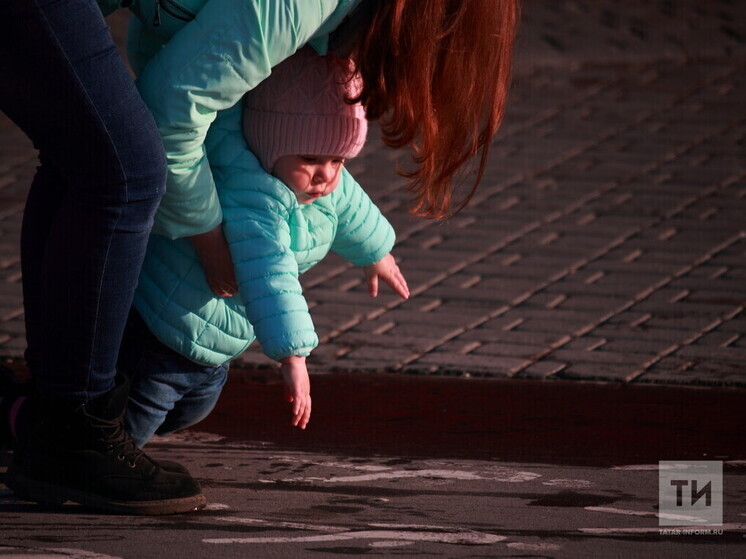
[364,253,409,299]
[189,225,238,297]
[280,356,312,429]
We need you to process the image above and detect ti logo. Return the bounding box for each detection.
[658,461,723,526]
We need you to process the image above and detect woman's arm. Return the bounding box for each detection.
[135,0,350,239]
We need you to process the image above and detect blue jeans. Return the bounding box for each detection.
[0,0,167,400]
[119,311,229,448]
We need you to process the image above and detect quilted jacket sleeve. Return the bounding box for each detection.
[207,105,317,361]
[331,169,396,268]
[136,0,350,239]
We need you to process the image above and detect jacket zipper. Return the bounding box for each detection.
[154,0,197,27]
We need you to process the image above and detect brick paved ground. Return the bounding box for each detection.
[0,1,744,386]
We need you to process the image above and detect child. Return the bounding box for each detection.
[119,47,409,448]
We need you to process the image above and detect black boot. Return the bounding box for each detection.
[0,365,26,449]
[6,380,206,515]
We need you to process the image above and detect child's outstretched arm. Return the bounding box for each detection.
[189,226,238,298]
[364,253,409,300]
[280,355,312,429]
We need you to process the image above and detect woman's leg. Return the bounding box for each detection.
[2,0,166,400]
[0,0,204,514]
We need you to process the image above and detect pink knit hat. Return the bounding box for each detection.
[243,47,367,173]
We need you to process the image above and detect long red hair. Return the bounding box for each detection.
[352,0,519,218]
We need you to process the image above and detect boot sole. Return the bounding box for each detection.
[6,469,207,515]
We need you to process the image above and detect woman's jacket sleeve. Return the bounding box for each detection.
[136,0,347,239]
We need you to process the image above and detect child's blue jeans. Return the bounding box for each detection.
[119,311,229,448]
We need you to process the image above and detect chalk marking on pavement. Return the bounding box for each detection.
[542,479,592,488]
[0,548,122,559]
[266,457,391,472]
[315,469,483,483]
[218,454,542,485]
[204,503,231,510]
[205,519,505,546]
[214,517,348,533]
[304,461,391,472]
[289,468,540,483]
[369,541,415,548]
[204,529,506,545]
[369,522,473,530]
[581,524,746,535]
[507,542,562,551]
[585,506,708,523]
[612,464,690,471]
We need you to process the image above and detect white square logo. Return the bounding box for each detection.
[658,461,723,526]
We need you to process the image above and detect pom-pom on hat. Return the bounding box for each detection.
[243,47,367,173]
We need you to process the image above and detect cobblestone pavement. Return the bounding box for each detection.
[0,0,744,386]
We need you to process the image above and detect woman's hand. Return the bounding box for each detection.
[280,356,312,429]
[189,225,238,297]
[364,253,409,300]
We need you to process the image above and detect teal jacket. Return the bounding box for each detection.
[133,103,395,366]
[110,0,365,239]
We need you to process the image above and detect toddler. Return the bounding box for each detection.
[119,47,409,447]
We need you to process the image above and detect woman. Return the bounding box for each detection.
[125,0,520,294]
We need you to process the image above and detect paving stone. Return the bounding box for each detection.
[541,295,630,312]
[470,342,548,360]
[599,339,678,355]
[0,0,743,387]
[456,329,564,347]
[515,361,568,379]
[555,363,637,382]
[693,330,743,348]
[550,349,650,366]
[352,319,462,341]
[637,357,746,387]
[414,352,528,376]
[592,325,695,344]
[642,315,728,331]
[673,345,746,362]
[514,318,603,335]
[330,332,434,355]
[338,345,415,364]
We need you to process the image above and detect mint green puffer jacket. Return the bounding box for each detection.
[115,0,365,239]
[133,103,395,366]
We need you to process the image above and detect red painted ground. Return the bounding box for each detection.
[196,371,745,467]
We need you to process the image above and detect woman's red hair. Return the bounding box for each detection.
[352,0,519,218]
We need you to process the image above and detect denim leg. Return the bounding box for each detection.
[155,364,229,439]
[0,0,166,400]
[120,312,230,448]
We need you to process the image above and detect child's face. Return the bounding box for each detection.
[273,155,345,204]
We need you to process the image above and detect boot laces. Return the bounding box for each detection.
[90,415,147,469]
